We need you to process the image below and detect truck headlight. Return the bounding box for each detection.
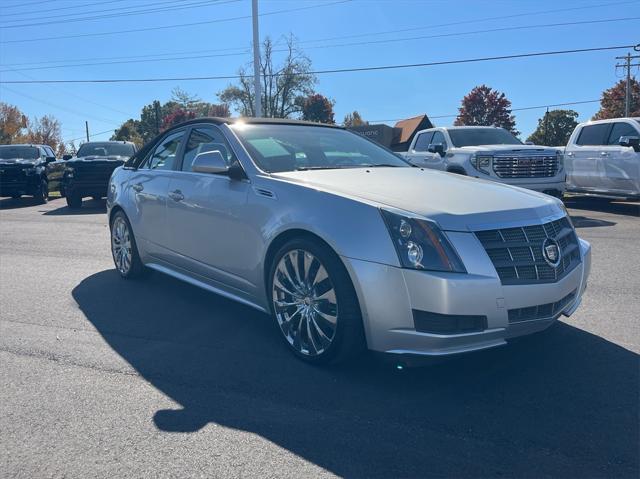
[64,167,74,178]
[470,155,492,174]
[380,209,466,273]
[24,167,37,175]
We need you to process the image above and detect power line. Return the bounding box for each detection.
[1,44,634,84]
[0,0,237,29]
[2,16,637,73]
[0,0,128,18]
[64,128,117,144]
[369,100,602,123]
[0,0,353,44]
[1,0,53,10]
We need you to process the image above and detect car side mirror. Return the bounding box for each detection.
[192,150,229,174]
[63,154,72,161]
[427,143,445,156]
[619,135,640,152]
[45,156,56,163]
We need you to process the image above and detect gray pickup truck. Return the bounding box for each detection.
[401,126,566,198]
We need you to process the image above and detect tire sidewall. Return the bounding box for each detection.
[36,178,48,204]
[110,211,143,279]
[267,237,363,365]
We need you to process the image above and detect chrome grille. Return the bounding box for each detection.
[475,217,581,285]
[508,290,576,324]
[492,155,558,178]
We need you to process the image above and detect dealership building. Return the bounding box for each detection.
[348,114,434,151]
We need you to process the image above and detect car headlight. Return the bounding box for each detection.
[380,209,466,273]
[470,155,492,174]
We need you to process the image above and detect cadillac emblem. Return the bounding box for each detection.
[542,238,561,268]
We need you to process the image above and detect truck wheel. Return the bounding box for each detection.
[59,187,66,198]
[66,192,82,209]
[35,179,49,204]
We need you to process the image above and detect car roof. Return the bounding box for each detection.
[577,117,640,127]
[0,144,49,148]
[81,141,135,145]
[168,117,344,130]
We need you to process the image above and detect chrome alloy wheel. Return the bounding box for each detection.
[111,216,132,275]
[272,249,338,356]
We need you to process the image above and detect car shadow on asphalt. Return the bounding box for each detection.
[0,196,60,210]
[43,199,106,215]
[564,197,640,218]
[569,215,617,229]
[72,269,639,478]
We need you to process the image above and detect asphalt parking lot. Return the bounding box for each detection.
[0,196,638,478]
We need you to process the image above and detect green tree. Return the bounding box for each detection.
[0,102,28,144]
[111,119,144,148]
[454,84,518,135]
[218,36,316,118]
[527,109,579,146]
[343,111,368,127]
[593,78,640,120]
[300,93,335,124]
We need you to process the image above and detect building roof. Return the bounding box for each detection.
[393,114,433,144]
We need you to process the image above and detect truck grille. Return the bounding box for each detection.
[508,290,576,324]
[492,154,558,178]
[475,217,581,285]
[0,165,27,186]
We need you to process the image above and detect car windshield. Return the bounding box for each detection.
[0,146,39,160]
[231,123,409,173]
[76,142,135,157]
[447,128,522,147]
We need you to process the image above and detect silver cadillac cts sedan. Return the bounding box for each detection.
[107,118,591,364]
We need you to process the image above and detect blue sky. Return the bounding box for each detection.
[0,0,637,144]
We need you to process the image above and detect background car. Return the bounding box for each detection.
[0,144,63,203]
[62,141,136,209]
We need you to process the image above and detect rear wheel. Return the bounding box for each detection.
[268,237,365,365]
[35,179,48,204]
[66,192,82,209]
[110,211,144,279]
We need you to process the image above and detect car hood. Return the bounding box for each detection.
[273,168,564,232]
[454,144,559,154]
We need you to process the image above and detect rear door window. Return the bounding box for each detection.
[576,124,610,146]
[607,122,638,145]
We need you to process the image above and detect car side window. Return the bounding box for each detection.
[181,126,237,172]
[576,124,610,146]
[143,131,184,171]
[431,131,448,150]
[607,122,638,145]
[413,132,434,152]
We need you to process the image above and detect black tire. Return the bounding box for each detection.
[34,178,48,204]
[66,192,82,209]
[110,210,145,279]
[59,187,66,198]
[268,237,366,365]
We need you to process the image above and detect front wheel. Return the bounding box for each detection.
[66,192,82,209]
[110,211,145,279]
[268,238,365,365]
[35,179,48,204]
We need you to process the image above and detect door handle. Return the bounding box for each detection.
[132,183,143,192]
[169,189,184,202]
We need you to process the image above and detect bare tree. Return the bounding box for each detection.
[219,36,316,118]
[25,115,62,150]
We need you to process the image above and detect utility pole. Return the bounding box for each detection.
[85,121,90,142]
[543,106,549,145]
[251,0,262,117]
[615,51,640,117]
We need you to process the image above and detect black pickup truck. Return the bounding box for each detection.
[0,144,64,203]
[62,141,136,209]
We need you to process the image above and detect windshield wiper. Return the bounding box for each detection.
[356,163,404,168]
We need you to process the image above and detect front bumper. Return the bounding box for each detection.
[0,174,41,196]
[342,233,591,357]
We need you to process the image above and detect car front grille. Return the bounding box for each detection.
[475,217,581,285]
[492,155,558,178]
[508,289,576,324]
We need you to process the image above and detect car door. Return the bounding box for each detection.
[165,124,254,296]
[599,121,640,195]
[565,123,610,190]
[406,131,437,167]
[126,129,186,263]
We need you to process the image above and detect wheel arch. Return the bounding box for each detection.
[108,204,126,226]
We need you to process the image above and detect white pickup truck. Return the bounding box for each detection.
[401,126,566,198]
[564,117,640,200]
